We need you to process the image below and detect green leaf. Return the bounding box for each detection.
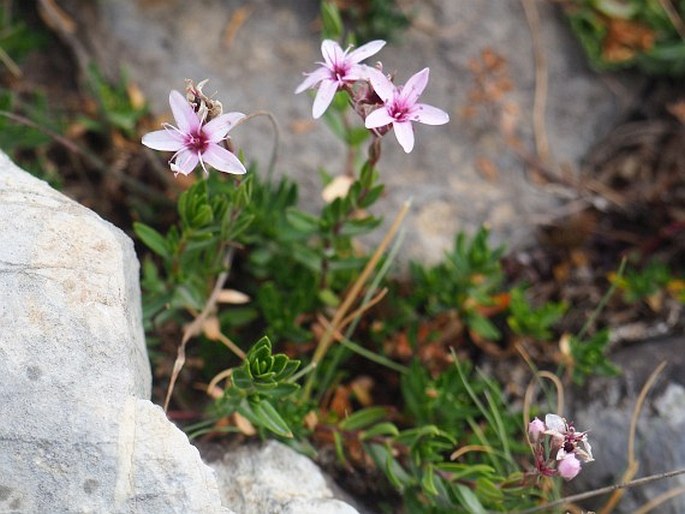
[250,399,293,438]
[285,207,320,233]
[454,483,487,514]
[467,312,501,340]
[321,1,343,40]
[339,406,388,431]
[360,422,400,440]
[133,222,170,260]
[420,464,439,496]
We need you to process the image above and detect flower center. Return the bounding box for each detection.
[186,128,209,153]
[331,62,350,84]
[389,99,409,122]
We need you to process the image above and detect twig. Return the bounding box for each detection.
[163,246,236,412]
[521,0,551,165]
[302,200,412,399]
[235,110,280,182]
[0,110,173,204]
[599,361,668,513]
[510,468,685,514]
[634,484,685,514]
[659,0,685,40]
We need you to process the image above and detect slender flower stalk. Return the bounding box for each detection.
[142,90,246,176]
[295,39,386,119]
[364,67,449,153]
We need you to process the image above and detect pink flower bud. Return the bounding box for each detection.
[557,453,581,480]
[528,417,546,443]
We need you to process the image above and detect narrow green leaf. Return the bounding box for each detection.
[133,222,170,260]
[251,399,293,438]
[360,422,400,440]
[339,406,388,431]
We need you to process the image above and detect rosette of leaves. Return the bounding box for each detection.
[565,0,685,75]
[219,336,302,438]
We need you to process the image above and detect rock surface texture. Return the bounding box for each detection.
[207,440,361,514]
[50,0,639,263]
[0,151,231,513]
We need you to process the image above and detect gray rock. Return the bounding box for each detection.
[571,336,685,514]
[51,0,640,263]
[207,440,362,514]
[0,151,232,514]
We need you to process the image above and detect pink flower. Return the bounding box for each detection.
[557,453,582,480]
[364,67,449,153]
[142,90,246,176]
[528,417,546,444]
[295,39,386,119]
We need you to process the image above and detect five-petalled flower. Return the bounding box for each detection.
[364,67,449,153]
[295,39,386,119]
[142,90,246,176]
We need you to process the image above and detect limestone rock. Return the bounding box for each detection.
[0,151,232,514]
[207,440,362,514]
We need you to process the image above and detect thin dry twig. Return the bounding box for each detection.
[599,360,668,513]
[513,468,685,514]
[634,483,685,514]
[302,201,412,399]
[163,246,236,412]
[521,0,551,165]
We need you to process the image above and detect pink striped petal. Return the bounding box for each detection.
[321,40,343,67]
[410,104,449,125]
[400,68,430,105]
[347,40,386,64]
[169,90,200,133]
[170,149,199,175]
[141,128,184,151]
[204,112,246,142]
[367,68,396,104]
[393,121,415,153]
[202,144,246,174]
[295,67,330,94]
[312,79,339,119]
[364,107,394,129]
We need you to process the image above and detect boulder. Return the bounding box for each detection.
[0,151,231,513]
[206,440,363,514]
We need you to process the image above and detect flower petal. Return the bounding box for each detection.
[141,128,185,151]
[400,67,430,105]
[312,79,339,119]
[364,107,394,129]
[367,68,396,103]
[410,103,450,125]
[204,112,246,142]
[169,90,200,133]
[295,67,330,94]
[321,39,342,67]
[170,149,199,176]
[347,39,386,64]
[393,121,415,153]
[201,144,247,174]
[545,414,566,433]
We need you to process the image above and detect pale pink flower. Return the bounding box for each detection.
[295,39,386,119]
[142,90,246,176]
[364,67,449,153]
[557,453,582,480]
[528,417,546,444]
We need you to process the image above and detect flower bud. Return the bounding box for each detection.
[557,453,581,480]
